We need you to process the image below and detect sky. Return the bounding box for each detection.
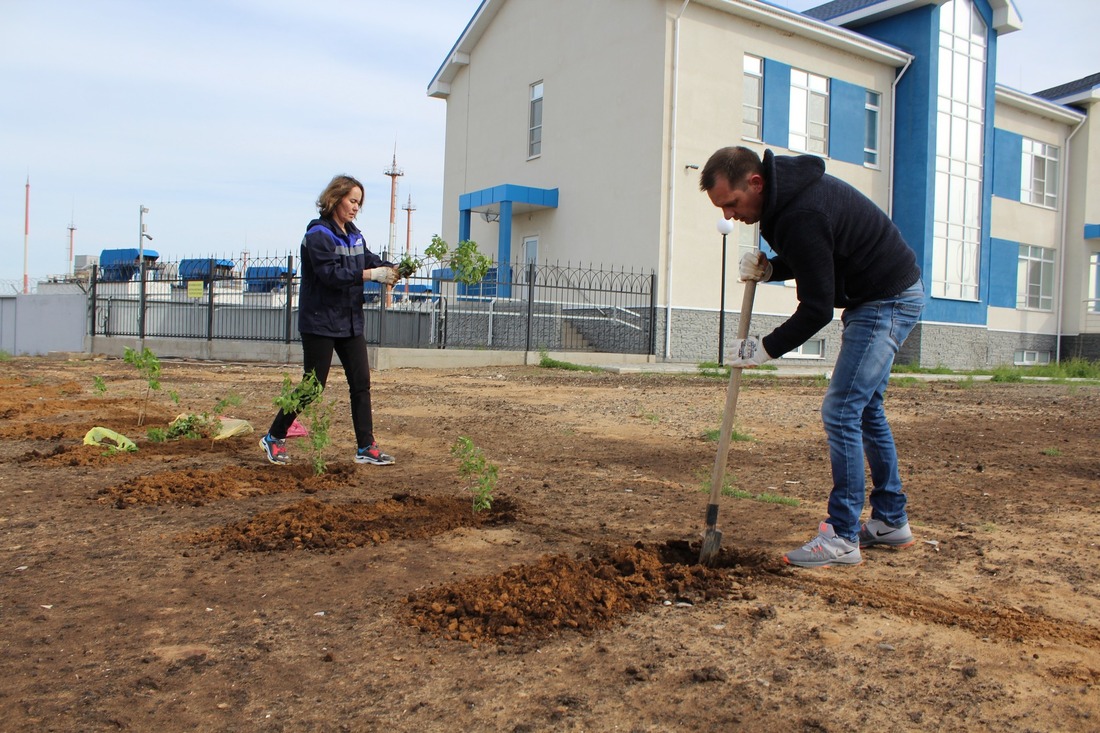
[2,0,1097,290]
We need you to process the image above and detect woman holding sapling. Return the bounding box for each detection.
[260,174,398,467]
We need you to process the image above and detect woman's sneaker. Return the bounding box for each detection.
[356,442,395,466]
[260,434,289,465]
[859,518,915,548]
[784,522,862,568]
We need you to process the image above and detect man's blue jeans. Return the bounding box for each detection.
[822,280,924,541]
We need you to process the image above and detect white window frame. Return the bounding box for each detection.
[785,339,825,359]
[736,224,758,264]
[930,0,986,302]
[864,90,881,167]
[789,68,829,155]
[743,55,763,141]
[1013,350,1051,366]
[1016,244,1055,311]
[528,81,543,159]
[1088,252,1100,314]
[1021,138,1059,209]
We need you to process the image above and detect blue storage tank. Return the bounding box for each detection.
[178,258,235,282]
[245,265,294,292]
[98,248,159,282]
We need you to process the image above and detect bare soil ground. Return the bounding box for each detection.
[1,355,1098,732]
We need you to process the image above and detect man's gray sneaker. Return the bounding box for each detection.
[859,518,915,548]
[784,522,862,568]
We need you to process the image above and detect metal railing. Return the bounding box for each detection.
[89,254,656,355]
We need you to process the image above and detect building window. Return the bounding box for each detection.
[1021,138,1059,208]
[787,339,825,359]
[864,90,881,167]
[743,55,763,141]
[737,225,758,265]
[1089,252,1100,314]
[528,81,543,158]
[789,68,829,155]
[931,0,986,302]
[1016,244,1055,311]
[1014,350,1051,366]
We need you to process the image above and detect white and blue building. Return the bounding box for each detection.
[429,0,1099,368]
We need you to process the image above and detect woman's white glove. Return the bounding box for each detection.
[726,336,771,368]
[738,251,773,282]
[366,266,398,285]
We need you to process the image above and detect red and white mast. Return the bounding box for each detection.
[23,176,30,293]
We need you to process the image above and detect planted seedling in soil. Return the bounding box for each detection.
[148,393,243,445]
[273,371,332,475]
[451,436,498,513]
[123,346,162,427]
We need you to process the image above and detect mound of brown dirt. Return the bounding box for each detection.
[405,540,783,644]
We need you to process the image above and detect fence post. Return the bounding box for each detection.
[206,257,216,341]
[284,254,294,344]
[648,271,658,356]
[138,256,147,340]
[524,261,536,354]
[89,266,99,337]
[378,286,386,346]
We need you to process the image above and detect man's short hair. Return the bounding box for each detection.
[699,146,763,192]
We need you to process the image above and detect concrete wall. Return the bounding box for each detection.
[0,294,88,356]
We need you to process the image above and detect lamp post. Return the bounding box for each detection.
[716,217,734,365]
[138,206,152,341]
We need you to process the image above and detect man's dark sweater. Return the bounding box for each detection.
[758,150,921,359]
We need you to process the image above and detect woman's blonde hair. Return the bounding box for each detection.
[316,174,364,218]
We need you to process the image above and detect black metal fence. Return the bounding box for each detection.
[89,254,657,355]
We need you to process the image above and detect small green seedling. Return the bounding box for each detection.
[451,436,498,513]
[152,393,243,444]
[123,346,162,426]
[274,371,331,475]
[426,234,493,286]
[92,376,107,394]
[397,252,420,279]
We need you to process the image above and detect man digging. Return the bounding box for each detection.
[700,146,923,568]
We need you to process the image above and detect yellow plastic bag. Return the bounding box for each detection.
[83,427,137,453]
[213,417,254,440]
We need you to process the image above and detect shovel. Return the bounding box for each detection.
[699,278,757,566]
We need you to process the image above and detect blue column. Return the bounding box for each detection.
[459,208,471,244]
[498,200,513,297]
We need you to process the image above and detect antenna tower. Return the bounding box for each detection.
[68,218,77,278]
[402,194,416,255]
[383,145,404,260]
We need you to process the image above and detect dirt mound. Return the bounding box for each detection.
[190,494,519,551]
[405,540,783,644]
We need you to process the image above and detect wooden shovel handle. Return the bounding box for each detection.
[706,279,756,507]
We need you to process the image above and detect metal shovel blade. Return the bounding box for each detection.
[699,525,723,567]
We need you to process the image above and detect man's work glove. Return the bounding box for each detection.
[738,251,773,283]
[366,266,398,285]
[726,336,771,368]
